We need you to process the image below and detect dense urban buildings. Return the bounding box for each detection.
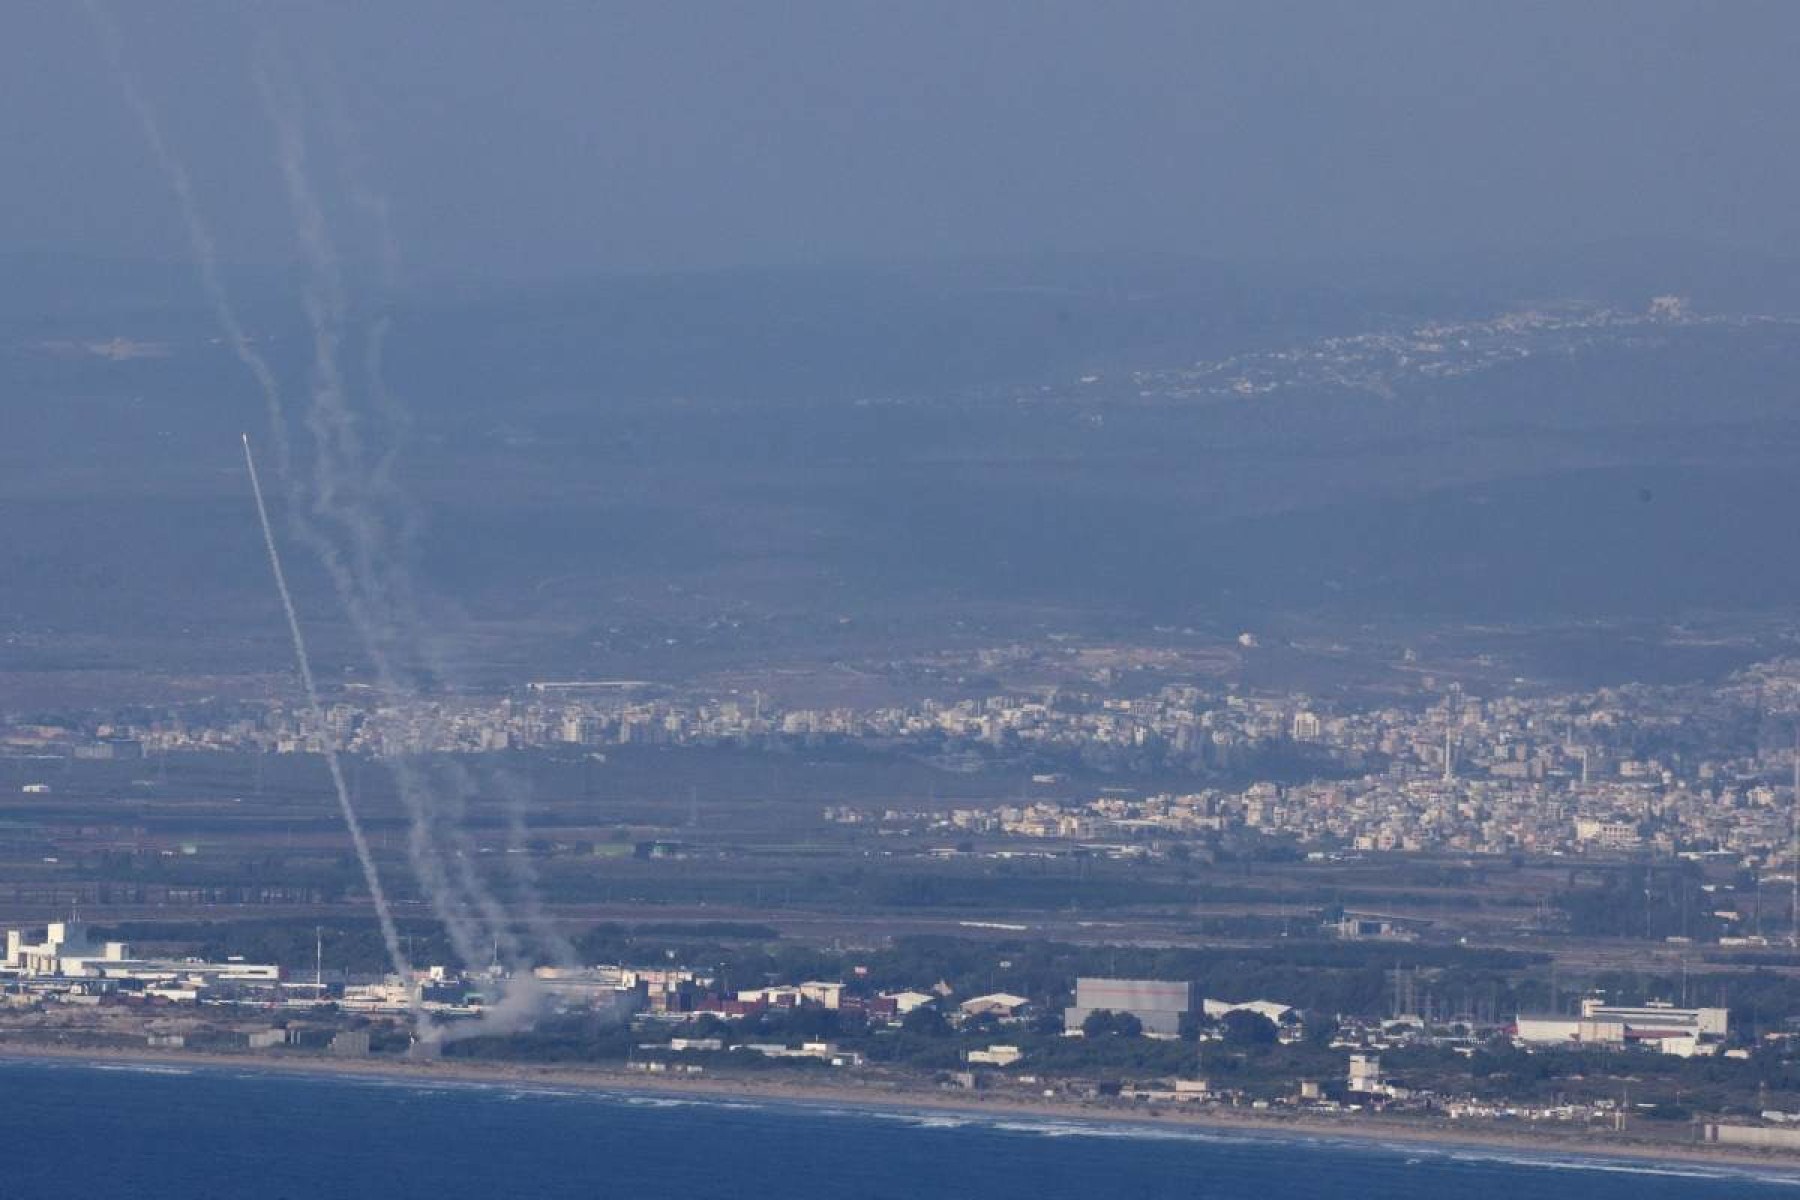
[16,653,1800,882]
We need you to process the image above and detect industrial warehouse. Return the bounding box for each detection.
[2,921,281,1002]
[1513,998,1730,1057]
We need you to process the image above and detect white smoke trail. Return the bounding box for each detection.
[82,0,434,1026]
[253,41,572,1011]
[252,48,491,954]
[244,434,426,1029]
[300,49,577,977]
[312,65,416,520]
[485,763,580,966]
[85,1,456,1039]
[89,3,570,1037]
[443,756,580,969]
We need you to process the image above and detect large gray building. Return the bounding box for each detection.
[1064,977,1197,1036]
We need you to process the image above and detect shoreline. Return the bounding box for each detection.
[5,1044,1800,1179]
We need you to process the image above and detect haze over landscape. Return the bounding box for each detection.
[4,4,1800,684]
[7,4,1800,1196]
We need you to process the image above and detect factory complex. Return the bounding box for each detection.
[2,921,281,1003]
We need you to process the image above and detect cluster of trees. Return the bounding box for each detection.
[444,1014,639,1063]
[538,854,1399,913]
[1553,862,1723,941]
[814,935,1543,1021]
[1074,1007,1277,1045]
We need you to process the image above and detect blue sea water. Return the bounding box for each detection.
[1,1058,1796,1200]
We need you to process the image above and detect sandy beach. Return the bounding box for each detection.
[4,1043,1798,1178]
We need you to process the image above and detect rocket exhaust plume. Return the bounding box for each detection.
[92,5,570,1039]
[256,45,571,999]
[243,432,429,1034]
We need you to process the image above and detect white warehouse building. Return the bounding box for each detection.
[2,921,280,991]
[1514,998,1727,1057]
[3,922,131,977]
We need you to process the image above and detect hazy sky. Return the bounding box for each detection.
[7,1,1799,281]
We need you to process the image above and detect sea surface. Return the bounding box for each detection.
[2,1057,1797,1199]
